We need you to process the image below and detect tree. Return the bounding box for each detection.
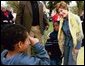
[70,6,78,15]
[7,1,19,13]
[76,1,84,16]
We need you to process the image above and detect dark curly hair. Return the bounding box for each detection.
[1,24,28,51]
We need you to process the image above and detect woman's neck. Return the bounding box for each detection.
[64,12,68,19]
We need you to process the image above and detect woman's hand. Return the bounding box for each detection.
[73,48,79,54]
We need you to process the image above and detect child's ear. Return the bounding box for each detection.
[17,41,23,49]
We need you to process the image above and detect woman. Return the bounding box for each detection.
[55,1,84,65]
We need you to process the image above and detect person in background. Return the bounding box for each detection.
[6,5,14,23]
[52,13,60,23]
[1,5,14,29]
[15,1,49,55]
[15,1,49,43]
[45,17,63,65]
[1,5,14,52]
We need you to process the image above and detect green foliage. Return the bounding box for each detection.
[76,1,84,16]
[7,1,19,13]
[70,6,78,15]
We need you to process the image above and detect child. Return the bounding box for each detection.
[1,24,50,65]
[45,21,63,65]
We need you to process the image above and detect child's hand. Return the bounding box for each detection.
[29,36,39,46]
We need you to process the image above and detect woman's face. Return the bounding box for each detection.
[58,8,68,18]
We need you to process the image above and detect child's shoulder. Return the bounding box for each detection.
[50,31,58,36]
[1,50,8,57]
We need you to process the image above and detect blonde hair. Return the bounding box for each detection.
[55,1,68,12]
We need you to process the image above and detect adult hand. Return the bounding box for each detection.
[73,48,79,54]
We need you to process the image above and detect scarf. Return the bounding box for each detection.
[58,12,84,54]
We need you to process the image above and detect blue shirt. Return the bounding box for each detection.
[62,18,73,47]
[1,42,50,65]
[62,18,82,49]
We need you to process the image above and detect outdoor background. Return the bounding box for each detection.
[1,1,84,65]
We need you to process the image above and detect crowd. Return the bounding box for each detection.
[1,1,84,65]
[1,5,14,29]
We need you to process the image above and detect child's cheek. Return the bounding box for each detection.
[57,26,59,30]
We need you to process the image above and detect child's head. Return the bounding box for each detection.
[1,24,30,52]
[53,21,60,31]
